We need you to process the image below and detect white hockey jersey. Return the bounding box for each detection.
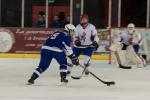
[74,23,99,47]
[119,30,142,45]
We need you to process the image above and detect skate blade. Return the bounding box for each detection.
[137,66,144,68]
[58,82,68,86]
[26,82,34,85]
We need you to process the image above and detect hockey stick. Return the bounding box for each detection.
[72,64,115,86]
[78,44,94,48]
[71,44,94,79]
[71,59,91,80]
[115,51,132,69]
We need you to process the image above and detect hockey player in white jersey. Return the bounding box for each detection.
[110,23,145,68]
[68,14,99,75]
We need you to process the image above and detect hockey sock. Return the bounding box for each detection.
[30,67,43,80]
[84,63,90,75]
[60,72,67,79]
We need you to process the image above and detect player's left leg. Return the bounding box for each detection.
[27,50,53,85]
[133,45,146,67]
[54,52,68,83]
[132,44,140,53]
[126,45,145,68]
[83,47,94,75]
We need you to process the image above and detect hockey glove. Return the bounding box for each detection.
[92,41,99,51]
[75,40,81,46]
[71,55,79,65]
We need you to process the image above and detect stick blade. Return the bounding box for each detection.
[71,76,81,79]
[119,65,132,69]
[106,81,115,86]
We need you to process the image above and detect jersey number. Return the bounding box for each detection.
[50,32,60,39]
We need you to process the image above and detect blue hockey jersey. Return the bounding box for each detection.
[42,31,73,56]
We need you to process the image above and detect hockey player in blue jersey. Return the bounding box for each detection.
[27,24,79,85]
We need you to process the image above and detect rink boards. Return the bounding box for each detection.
[0,53,109,60]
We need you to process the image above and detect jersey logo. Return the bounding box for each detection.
[80,32,86,42]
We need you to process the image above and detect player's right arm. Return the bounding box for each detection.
[90,24,99,51]
[63,33,79,65]
[132,31,142,45]
[74,25,81,46]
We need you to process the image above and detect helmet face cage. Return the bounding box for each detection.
[81,18,88,24]
[127,23,135,34]
[128,27,134,33]
[80,14,89,20]
[80,14,89,25]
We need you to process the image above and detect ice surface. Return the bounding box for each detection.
[0,58,150,100]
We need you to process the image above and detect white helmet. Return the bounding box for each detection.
[127,23,135,34]
[65,24,76,32]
